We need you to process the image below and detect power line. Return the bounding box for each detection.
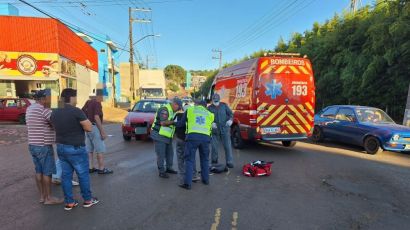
[17,0,131,53]
[10,0,194,7]
[222,0,303,53]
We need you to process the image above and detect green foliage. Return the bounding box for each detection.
[196,0,409,120]
[168,82,180,92]
[288,0,410,121]
[164,65,186,84]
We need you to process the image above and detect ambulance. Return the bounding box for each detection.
[209,53,315,148]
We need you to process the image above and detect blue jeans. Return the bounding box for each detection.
[56,144,92,204]
[28,145,56,176]
[184,140,210,186]
[211,129,233,165]
[52,159,62,180]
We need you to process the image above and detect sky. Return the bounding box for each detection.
[1,0,374,70]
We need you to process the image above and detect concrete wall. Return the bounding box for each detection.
[76,64,97,108]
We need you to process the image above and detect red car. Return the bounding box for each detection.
[0,98,35,124]
[122,99,169,141]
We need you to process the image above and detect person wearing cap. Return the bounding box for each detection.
[82,89,113,175]
[26,89,63,205]
[208,93,234,168]
[150,97,182,178]
[162,100,214,190]
[50,88,99,211]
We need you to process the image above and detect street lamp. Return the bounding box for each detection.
[133,34,161,45]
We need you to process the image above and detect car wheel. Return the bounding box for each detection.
[282,141,296,147]
[19,114,26,124]
[311,126,324,142]
[123,135,132,141]
[232,125,244,149]
[364,136,382,155]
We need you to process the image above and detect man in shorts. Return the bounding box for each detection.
[82,90,113,174]
[26,90,63,204]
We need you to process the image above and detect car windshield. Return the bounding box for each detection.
[141,88,164,98]
[356,108,395,124]
[132,101,166,113]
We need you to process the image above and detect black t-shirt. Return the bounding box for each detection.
[175,112,186,140]
[51,104,88,146]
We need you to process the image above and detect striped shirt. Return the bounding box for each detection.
[26,103,55,146]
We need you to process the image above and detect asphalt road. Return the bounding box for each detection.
[1,124,410,230]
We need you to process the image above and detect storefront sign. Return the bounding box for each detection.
[0,51,59,78]
[17,55,37,75]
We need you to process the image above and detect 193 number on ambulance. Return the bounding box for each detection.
[292,85,307,96]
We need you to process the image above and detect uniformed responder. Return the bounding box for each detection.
[208,93,234,168]
[174,105,200,186]
[162,100,214,190]
[151,97,182,178]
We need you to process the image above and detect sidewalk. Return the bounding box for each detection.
[0,124,27,146]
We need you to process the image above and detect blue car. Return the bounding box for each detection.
[312,105,410,154]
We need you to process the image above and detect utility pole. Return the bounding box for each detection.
[129,7,152,102]
[212,49,222,70]
[111,57,117,107]
[350,0,362,13]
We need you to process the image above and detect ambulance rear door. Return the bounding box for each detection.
[256,57,315,140]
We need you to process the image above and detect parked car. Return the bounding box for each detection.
[122,99,169,141]
[312,105,410,154]
[209,53,315,149]
[0,98,34,124]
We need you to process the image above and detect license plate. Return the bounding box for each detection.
[262,127,281,134]
[135,127,147,135]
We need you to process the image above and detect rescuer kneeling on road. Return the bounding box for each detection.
[208,93,234,168]
[163,100,214,190]
[150,97,182,178]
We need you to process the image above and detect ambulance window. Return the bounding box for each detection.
[321,107,338,119]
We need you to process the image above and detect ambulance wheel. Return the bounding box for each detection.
[232,126,244,149]
[311,126,324,142]
[282,141,296,147]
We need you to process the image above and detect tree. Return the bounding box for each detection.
[164,65,186,85]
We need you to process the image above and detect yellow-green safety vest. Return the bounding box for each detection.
[151,103,175,138]
[186,105,214,136]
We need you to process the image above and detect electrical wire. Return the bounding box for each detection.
[17,0,130,53]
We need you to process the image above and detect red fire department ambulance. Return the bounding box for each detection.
[209,53,315,148]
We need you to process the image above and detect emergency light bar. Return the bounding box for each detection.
[263,52,301,57]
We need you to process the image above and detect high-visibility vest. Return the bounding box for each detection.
[151,104,175,138]
[186,105,214,136]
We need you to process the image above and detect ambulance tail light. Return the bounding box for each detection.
[250,105,258,125]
